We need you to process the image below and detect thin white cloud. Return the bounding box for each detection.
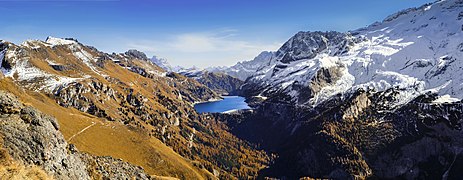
[127,29,282,68]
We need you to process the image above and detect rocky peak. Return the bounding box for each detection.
[275,31,354,64]
[242,0,463,109]
[248,51,274,65]
[124,49,149,61]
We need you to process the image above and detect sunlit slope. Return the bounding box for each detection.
[0,76,214,179]
[0,37,268,178]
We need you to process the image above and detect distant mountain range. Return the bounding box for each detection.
[150,51,274,81]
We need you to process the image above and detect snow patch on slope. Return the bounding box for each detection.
[21,40,44,49]
[1,43,83,93]
[45,36,77,46]
[70,45,105,76]
[3,57,81,92]
[432,94,461,104]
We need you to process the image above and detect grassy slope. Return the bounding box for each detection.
[0,78,214,179]
[1,41,269,179]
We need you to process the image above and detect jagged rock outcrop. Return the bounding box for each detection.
[79,154,151,180]
[0,91,89,179]
[0,91,152,179]
[124,49,149,61]
[293,66,345,104]
[276,31,355,64]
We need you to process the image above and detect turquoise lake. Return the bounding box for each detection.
[194,96,251,113]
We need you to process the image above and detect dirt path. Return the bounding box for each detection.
[67,122,96,142]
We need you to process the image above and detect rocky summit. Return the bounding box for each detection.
[2,0,463,179]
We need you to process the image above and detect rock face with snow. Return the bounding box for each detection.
[275,31,355,64]
[150,56,173,71]
[210,51,275,81]
[150,56,193,73]
[242,0,463,107]
[220,0,463,179]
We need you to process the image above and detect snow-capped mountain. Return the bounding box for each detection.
[150,55,184,72]
[206,51,275,81]
[149,51,275,82]
[218,51,275,81]
[224,1,463,178]
[150,56,168,69]
[242,0,463,107]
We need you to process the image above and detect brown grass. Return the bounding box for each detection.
[0,163,52,180]
[1,42,267,179]
[0,78,213,179]
[0,135,52,180]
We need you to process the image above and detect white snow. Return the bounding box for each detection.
[1,41,87,93]
[253,94,268,100]
[432,94,460,104]
[21,40,43,49]
[45,36,77,46]
[0,49,5,70]
[45,58,60,66]
[148,70,167,77]
[69,44,107,77]
[2,57,81,92]
[207,51,274,81]
[222,109,239,114]
[245,0,463,106]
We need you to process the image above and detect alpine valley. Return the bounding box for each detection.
[1,0,463,179]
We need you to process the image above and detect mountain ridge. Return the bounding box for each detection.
[0,36,269,179]
[241,0,463,108]
[2,0,463,179]
[214,0,463,178]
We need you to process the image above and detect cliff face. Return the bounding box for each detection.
[218,87,463,179]
[0,91,150,179]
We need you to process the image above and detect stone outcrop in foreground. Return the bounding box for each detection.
[0,91,151,179]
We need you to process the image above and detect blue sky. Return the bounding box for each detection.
[0,0,433,68]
